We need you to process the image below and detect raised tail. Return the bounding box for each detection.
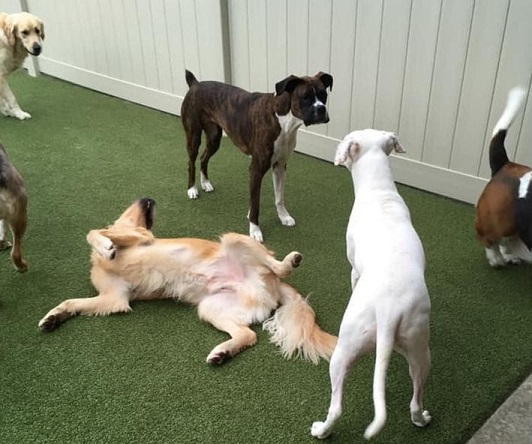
[489,86,527,176]
[363,324,396,440]
[185,69,199,88]
[262,283,337,365]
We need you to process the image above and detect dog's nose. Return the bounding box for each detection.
[32,43,41,55]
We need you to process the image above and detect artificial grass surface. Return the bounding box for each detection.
[1,71,531,443]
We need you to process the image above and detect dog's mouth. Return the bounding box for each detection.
[139,198,156,229]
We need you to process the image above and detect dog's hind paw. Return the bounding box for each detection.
[412,409,431,427]
[289,252,302,268]
[310,421,332,439]
[207,351,228,365]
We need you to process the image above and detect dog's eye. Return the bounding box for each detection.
[21,30,29,36]
[35,28,40,34]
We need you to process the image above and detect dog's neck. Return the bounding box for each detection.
[350,150,397,198]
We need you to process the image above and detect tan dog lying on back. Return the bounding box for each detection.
[39,198,336,365]
[0,12,44,120]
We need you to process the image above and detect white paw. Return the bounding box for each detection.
[310,421,331,439]
[201,180,214,192]
[412,410,432,427]
[15,110,31,120]
[187,186,199,199]
[249,223,264,243]
[502,253,522,265]
[279,214,296,226]
[95,237,116,260]
[200,173,214,192]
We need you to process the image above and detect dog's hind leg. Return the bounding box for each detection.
[184,120,202,199]
[311,330,372,439]
[200,122,222,193]
[399,338,432,428]
[9,210,27,272]
[197,296,257,365]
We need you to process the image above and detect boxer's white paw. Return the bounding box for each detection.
[310,421,332,439]
[200,173,214,192]
[187,186,199,199]
[502,253,521,265]
[279,214,295,226]
[249,223,264,243]
[412,409,431,427]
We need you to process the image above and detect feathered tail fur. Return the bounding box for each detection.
[489,86,527,176]
[263,283,337,365]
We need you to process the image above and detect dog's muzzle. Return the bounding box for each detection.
[30,43,41,56]
[305,105,329,125]
[139,197,156,229]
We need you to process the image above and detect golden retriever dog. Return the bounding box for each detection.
[39,198,337,365]
[0,11,44,120]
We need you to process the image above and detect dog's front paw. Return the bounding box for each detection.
[187,186,199,199]
[249,223,264,243]
[412,410,431,428]
[14,258,28,272]
[310,421,332,439]
[200,174,214,192]
[278,212,296,226]
[39,314,61,332]
[95,237,116,260]
[0,240,12,250]
[206,350,229,365]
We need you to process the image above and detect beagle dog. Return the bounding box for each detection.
[475,87,531,267]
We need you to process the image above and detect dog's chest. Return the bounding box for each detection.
[271,112,303,166]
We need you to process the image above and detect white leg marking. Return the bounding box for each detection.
[249,222,263,243]
[272,164,295,226]
[485,245,506,267]
[187,186,199,199]
[200,172,214,192]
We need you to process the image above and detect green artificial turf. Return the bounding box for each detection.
[1,71,531,444]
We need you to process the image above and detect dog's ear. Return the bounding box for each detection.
[38,19,45,40]
[334,139,359,166]
[4,16,17,46]
[275,75,304,96]
[383,134,406,155]
[316,72,333,91]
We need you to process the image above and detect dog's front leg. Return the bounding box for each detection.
[272,163,295,226]
[0,79,31,120]
[248,157,270,242]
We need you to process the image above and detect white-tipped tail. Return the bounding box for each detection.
[262,284,337,365]
[492,86,527,137]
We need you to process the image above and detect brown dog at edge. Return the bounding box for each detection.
[38,198,337,365]
[0,143,27,272]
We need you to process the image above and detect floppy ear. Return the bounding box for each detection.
[4,16,17,46]
[38,19,45,40]
[334,139,359,166]
[383,134,406,156]
[275,75,304,96]
[316,72,333,91]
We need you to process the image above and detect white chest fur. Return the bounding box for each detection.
[272,112,303,166]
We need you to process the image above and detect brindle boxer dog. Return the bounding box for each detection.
[181,70,333,242]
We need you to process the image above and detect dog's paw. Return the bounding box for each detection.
[502,254,522,265]
[207,351,228,365]
[412,410,431,428]
[14,258,28,272]
[289,252,303,268]
[15,110,31,120]
[278,213,296,226]
[38,314,61,332]
[0,240,12,250]
[187,186,199,199]
[249,223,264,243]
[200,174,214,192]
[95,237,116,260]
[310,421,332,439]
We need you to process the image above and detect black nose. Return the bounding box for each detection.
[32,43,41,55]
[316,105,326,118]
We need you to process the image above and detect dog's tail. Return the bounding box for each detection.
[489,86,527,176]
[185,69,199,88]
[363,323,396,440]
[263,283,337,365]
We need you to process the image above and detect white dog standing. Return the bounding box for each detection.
[311,129,432,440]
